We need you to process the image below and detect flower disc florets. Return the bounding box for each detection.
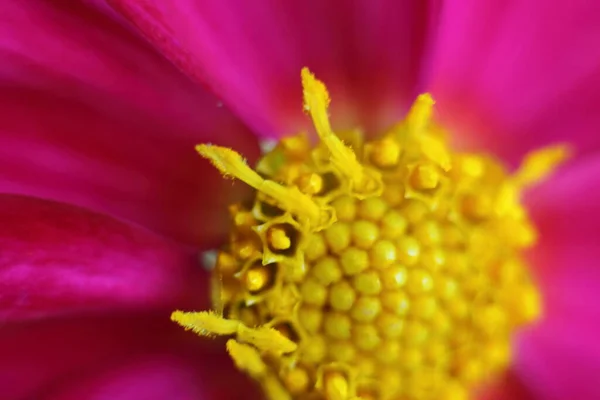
[172,69,569,400]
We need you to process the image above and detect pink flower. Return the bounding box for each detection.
[1,1,599,399]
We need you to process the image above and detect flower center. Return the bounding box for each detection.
[172,69,569,400]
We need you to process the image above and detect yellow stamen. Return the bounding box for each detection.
[226,339,267,378]
[514,144,571,187]
[324,372,349,400]
[171,310,297,354]
[171,310,239,336]
[244,265,272,292]
[267,227,292,250]
[404,93,435,135]
[301,68,382,197]
[197,144,333,229]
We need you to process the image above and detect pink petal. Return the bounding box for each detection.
[41,352,258,400]
[477,371,534,400]
[0,314,259,400]
[0,195,209,322]
[106,0,436,137]
[513,156,600,399]
[427,0,600,165]
[0,0,260,245]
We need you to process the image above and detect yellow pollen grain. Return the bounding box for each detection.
[267,226,292,250]
[244,266,270,292]
[370,137,401,168]
[323,372,349,400]
[297,172,324,195]
[174,68,567,400]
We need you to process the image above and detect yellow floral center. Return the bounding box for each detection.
[172,69,569,400]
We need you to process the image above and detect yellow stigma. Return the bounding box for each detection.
[172,69,569,400]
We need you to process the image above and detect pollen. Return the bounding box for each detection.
[171,68,569,400]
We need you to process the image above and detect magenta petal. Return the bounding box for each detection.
[0,314,259,400]
[107,0,435,137]
[41,356,209,400]
[0,195,209,322]
[0,0,260,245]
[513,156,600,399]
[0,315,172,399]
[478,371,534,400]
[427,0,600,165]
[41,349,258,400]
[41,355,235,400]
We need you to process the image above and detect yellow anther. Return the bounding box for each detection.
[380,210,408,239]
[358,197,388,221]
[280,132,311,159]
[370,137,401,168]
[508,284,543,324]
[350,296,382,322]
[244,266,271,292]
[412,296,438,319]
[226,339,267,378]
[329,280,357,311]
[171,310,240,336]
[264,376,293,400]
[353,324,381,351]
[396,236,421,265]
[403,320,428,346]
[301,68,382,196]
[171,311,297,354]
[410,164,440,190]
[418,133,452,171]
[237,324,298,354]
[369,240,397,269]
[401,199,428,224]
[312,256,343,286]
[340,247,369,275]
[404,93,435,136]
[298,306,324,334]
[381,291,410,316]
[351,220,379,249]
[406,269,434,294]
[461,193,493,220]
[297,172,324,195]
[325,222,352,253]
[301,336,327,364]
[414,220,442,246]
[377,340,401,363]
[439,381,468,400]
[305,233,327,261]
[233,210,255,227]
[232,238,259,260]
[353,271,382,295]
[300,278,328,307]
[284,368,310,394]
[267,226,291,250]
[380,266,408,290]
[377,313,404,338]
[401,347,424,369]
[196,144,332,229]
[324,372,350,400]
[332,196,357,221]
[515,144,572,187]
[324,312,352,340]
[216,252,238,275]
[329,341,356,362]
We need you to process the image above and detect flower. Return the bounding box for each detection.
[1,1,599,400]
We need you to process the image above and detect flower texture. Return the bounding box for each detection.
[1,1,599,400]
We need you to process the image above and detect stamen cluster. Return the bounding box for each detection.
[172,69,568,400]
